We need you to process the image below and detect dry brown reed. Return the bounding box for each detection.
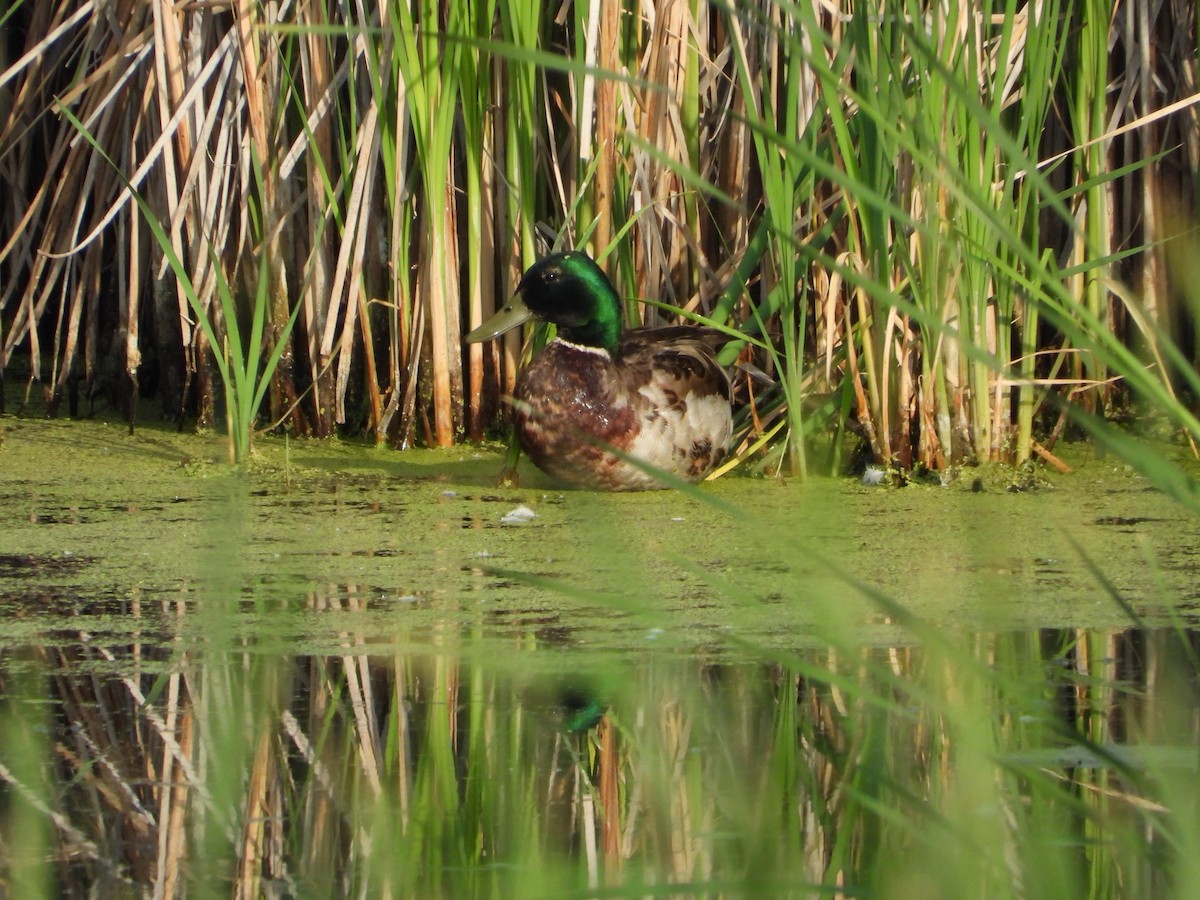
[1,2,1197,471]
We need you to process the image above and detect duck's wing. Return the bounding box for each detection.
[616,327,732,403]
[618,325,726,354]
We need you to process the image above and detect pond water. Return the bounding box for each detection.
[1,415,1199,896]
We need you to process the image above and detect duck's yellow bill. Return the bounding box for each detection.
[466,293,533,343]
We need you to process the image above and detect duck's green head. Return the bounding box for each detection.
[466,251,622,353]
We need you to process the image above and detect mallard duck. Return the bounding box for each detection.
[466,251,732,491]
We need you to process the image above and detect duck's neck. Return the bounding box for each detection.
[557,272,622,353]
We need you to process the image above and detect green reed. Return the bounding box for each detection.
[763,1,1200,474]
[8,1,1196,478]
[0,662,53,898]
[58,105,299,463]
[726,6,812,478]
[393,0,466,447]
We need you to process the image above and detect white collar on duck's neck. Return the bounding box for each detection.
[550,337,612,359]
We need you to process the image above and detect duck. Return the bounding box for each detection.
[466,251,733,491]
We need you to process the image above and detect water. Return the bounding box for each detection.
[2,415,1199,896]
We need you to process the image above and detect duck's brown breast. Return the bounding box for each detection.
[513,342,642,488]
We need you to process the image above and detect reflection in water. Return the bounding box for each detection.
[1,586,1197,897]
